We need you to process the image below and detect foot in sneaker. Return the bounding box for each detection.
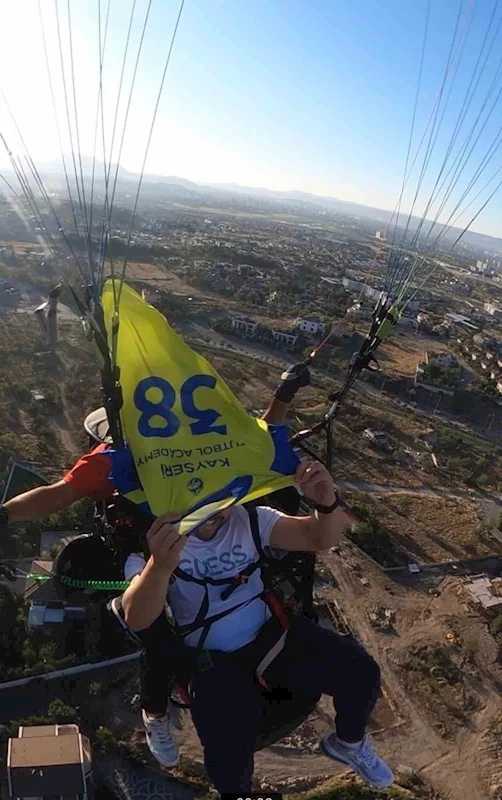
[320,733,394,788]
[142,709,179,768]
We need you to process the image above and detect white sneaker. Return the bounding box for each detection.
[320,733,394,788]
[142,709,180,768]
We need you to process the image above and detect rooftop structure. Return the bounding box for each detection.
[320,276,342,286]
[444,313,478,331]
[342,277,381,304]
[463,575,502,617]
[7,723,92,800]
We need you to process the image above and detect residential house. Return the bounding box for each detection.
[231,317,258,336]
[484,302,502,317]
[462,576,502,619]
[141,288,162,307]
[429,351,459,368]
[7,559,87,630]
[415,351,459,395]
[415,351,458,379]
[471,260,488,274]
[7,723,92,800]
[271,329,299,350]
[295,317,325,335]
[362,429,392,451]
[342,277,381,304]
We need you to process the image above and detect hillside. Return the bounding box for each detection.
[0,315,100,478]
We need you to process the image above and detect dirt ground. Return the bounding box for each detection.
[373,494,497,563]
[320,545,502,800]
[377,328,452,379]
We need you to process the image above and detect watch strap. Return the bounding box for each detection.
[310,497,341,515]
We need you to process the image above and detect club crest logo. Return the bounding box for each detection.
[187,477,203,495]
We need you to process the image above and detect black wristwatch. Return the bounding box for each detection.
[310,497,341,515]
[0,505,9,528]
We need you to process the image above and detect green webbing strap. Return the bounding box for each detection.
[25,574,130,591]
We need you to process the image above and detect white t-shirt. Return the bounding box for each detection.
[124,505,284,652]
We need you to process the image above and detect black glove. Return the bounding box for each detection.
[274,362,311,403]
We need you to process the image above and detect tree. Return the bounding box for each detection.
[93,726,117,755]
[349,518,403,567]
[472,376,498,397]
[0,586,25,670]
[47,698,80,724]
[118,740,146,766]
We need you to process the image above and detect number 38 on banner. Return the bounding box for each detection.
[134,374,228,438]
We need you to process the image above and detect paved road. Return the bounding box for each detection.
[183,321,297,368]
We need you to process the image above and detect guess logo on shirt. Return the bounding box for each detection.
[178,544,255,578]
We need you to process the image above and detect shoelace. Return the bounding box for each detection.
[148,716,172,743]
[353,739,379,769]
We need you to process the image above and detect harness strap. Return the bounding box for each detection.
[246,504,264,558]
[175,591,265,638]
[255,628,288,681]
[174,559,262,601]
[173,506,267,647]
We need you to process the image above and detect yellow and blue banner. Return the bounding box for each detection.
[101,280,298,519]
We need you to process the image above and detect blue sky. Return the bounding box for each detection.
[1,0,502,237]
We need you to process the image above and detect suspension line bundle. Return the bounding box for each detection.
[292,0,502,471]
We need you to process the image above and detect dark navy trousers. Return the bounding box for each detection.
[189,616,381,793]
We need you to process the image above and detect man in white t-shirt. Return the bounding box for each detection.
[122,460,393,793]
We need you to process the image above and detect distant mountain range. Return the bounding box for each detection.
[6,157,502,254]
[122,172,502,253]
